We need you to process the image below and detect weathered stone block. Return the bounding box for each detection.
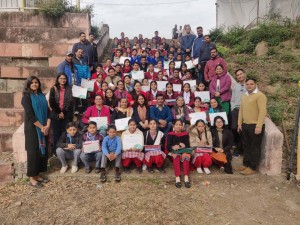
[6,79,25,92]
[49,57,65,67]
[0,108,24,127]
[0,43,22,57]
[0,126,16,152]
[13,123,26,164]
[0,161,13,183]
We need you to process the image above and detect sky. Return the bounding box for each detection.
[77,0,216,39]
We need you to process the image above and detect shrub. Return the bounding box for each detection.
[36,0,68,19]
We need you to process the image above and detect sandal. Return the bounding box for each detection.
[28,181,43,188]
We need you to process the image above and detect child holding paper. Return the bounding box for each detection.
[163,82,180,101]
[91,64,107,80]
[80,121,104,174]
[100,125,122,182]
[193,97,208,113]
[189,119,213,174]
[181,83,195,107]
[123,59,132,74]
[147,81,162,101]
[196,82,207,92]
[168,69,183,85]
[121,119,144,174]
[56,122,83,174]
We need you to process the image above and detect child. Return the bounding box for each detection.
[123,59,132,74]
[121,119,144,173]
[166,119,191,188]
[124,75,134,92]
[209,97,224,113]
[193,97,208,112]
[196,82,206,92]
[181,83,195,107]
[92,64,107,80]
[114,80,130,101]
[163,82,180,102]
[168,69,183,85]
[100,125,122,182]
[181,70,193,81]
[145,63,157,80]
[80,121,104,173]
[147,80,161,101]
[142,78,149,87]
[56,122,83,174]
[157,71,166,81]
[129,62,141,79]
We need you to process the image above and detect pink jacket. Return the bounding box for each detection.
[204,56,227,81]
[81,105,111,125]
[209,73,232,102]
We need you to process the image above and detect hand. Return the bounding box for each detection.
[172,145,180,151]
[159,119,167,126]
[67,144,76,150]
[237,125,242,132]
[58,112,64,119]
[216,148,224,153]
[110,154,116,161]
[215,92,220,97]
[179,143,185,148]
[198,64,201,69]
[41,126,50,136]
[255,127,262,134]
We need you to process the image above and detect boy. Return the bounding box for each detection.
[56,122,83,174]
[100,125,122,182]
[80,121,104,174]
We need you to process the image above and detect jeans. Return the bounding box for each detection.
[101,153,121,168]
[56,148,81,167]
[80,151,103,169]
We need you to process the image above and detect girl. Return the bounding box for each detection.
[166,119,191,188]
[129,81,147,105]
[132,94,150,131]
[124,75,134,92]
[196,82,206,92]
[95,81,108,99]
[147,80,162,101]
[143,119,166,173]
[121,119,144,173]
[114,80,130,101]
[181,83,195,107]
[180,63,188,79]
[156,71,166,81]
[209,64,232,115]
[163,82,179,106]
[168,61,175,79]
[142,78,149,87]
[111,98,133,124]
[145,63,158,80]
[209,97,224,113]
[171,96,191,128]
[129,62,141,78]
[91,73,104,103]
[156,61,167,77]
[122,59,132,74]
[210,116,233,174]
[189,120,213,174]
[153,51,163,65]
[104,89,118,112]
[193,97,208,113]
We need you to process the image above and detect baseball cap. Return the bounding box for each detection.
[66,50,73,56]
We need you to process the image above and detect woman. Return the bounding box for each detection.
[114,80,130,101]
[209,64,232,115]
[104,89,118,112]
[49,73,73,155]
[132,94,150,131]
[171,96,191,128]
[168,61,175,79]
[166,119,191,188]
[193,97,208,113]
[143,119,166,173]
[21,76,51,187]
[111,98,133,124]
[209,97,224,113]
[189,120,213,174]
[123,59,132,74]
[210,116,233,174]
[129,81,146,105]
[124,75,134,92]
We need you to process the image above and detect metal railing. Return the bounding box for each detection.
[0,0,37,11]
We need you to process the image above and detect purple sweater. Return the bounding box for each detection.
[209,73,232,102]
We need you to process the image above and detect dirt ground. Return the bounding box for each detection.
[1,161,300,225]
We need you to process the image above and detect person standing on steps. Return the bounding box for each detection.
[191,26,205,60]
[172,24,178,39]
[87,32,99,66]
[57,51,77,86]
[204,48,227,84]
[181,25,196,57]
[236,78,267,175]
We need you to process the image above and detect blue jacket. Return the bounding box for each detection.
[181,34,196,52]
[72,57,91,85]
[57,60,77,86]
[102,135,122,155]
[199,42,216,63]
[192,35,205,58]
[151,57,164,66]
[130,56,140,65]
[72,41,95,66]
[150,105,174,123]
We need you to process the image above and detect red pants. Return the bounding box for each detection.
[194,154,212,168]
[173,155,189,177]
[122,158,142,168]
[143,155,165,168]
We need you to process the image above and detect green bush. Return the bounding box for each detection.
[36,0,68,19]
[280,54,296,63]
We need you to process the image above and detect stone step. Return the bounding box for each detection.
[0,160,13,183]
[0,92,22,108]
[0,66,57,79]
[0,126,17,152]
[0,108,23,127]
[0,57,49,67]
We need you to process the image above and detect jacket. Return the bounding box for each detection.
[189,126,212,147]
[209,73,232,102]
[204,56,227,81]
[199,42,216,62]
[81,105,111,125]
[181,34,196,52]
[191,35,205,58]
[57,60,77,86]
[72,57,91,85]
[56,131,83,149]
[102,135,122,155]
[132,106,150,124]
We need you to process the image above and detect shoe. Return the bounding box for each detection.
[60,166,68,174]
[100,171,107,182]
[124,167,131,174]
[71,166,78,173]
[233,165,247,172]
[220,167,225,173]
[240,167,256,175]
[184,181,191,188]
[137,167,142,174]
[203,167,211,175]
[85,168,91,174]
[36,177,49,183]
[158,167,166,173]
[196,167,203,174]
[142,164,147,171]
[95,168,101,174]
[175,182,182,188]
[28,181,43,188]
[114,171,121,182]
[147,167,154,173]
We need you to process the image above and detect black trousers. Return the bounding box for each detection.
[242,124,265,170]
[231,108,243,154]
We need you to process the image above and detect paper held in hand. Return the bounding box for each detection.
[189,112,207,125]
[141,86,150,92]
[119,56,131,65]
[209,112,228,125]
[144,145,161,151]
[157,81,168,91]
[183,80,197,88]
[164,61,170,70]
[185,60,194,69]
[154,68,160,73]
[192,58,199,65]
[82,140,100,153]
[81,78,94,92]
[194,91,210,102]
[72,85,87,99]
[89,117,108,130]
[131,71,145,80]
[173,84,182,92]
[122,133,144,151]
[175,61,181,69]
[115,117,131,131]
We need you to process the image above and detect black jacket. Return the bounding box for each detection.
[56,131,83,149]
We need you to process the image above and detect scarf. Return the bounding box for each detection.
[67,133,73,143]
[137,105,147,123]
[30,92,48,155]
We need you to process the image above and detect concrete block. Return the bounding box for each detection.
[0,43,22,57]
[49,57,65,67]
[6,79,25,92]
[0,108,24,127]
[259,117,283,175]
[13,123,26,164]
[0,126,16,152]
[0,66,57,79]
[0,161,13,183]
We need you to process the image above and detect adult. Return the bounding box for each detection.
[230,69,247,157]
[172,24,178,39]
[72,48,91,85]
[57,51,77,86]
[181,25,196,55]
[191,26,205,59]
[87,32,99,65]
[204,48,227,84]
[105,67,121,91]
[177,25,183,39]
[119,32,125,43]
[171,96,191,128]
[132,94,150,131]
[21,76,51,187]
[236,78,267,175]
[72,32,95,68]
[111,98,133,124]
[153,31,162,48]
[49,73,73,155]
[209,64,232,115]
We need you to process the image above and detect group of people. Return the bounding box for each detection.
[21,27,267,189]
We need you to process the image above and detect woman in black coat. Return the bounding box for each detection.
[21,76,51,187]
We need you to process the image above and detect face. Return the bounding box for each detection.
[210,49,217,58]
[236,70,246,82]
[166,84,173,93]
[106,59,112,65]
[194,98,201,107]
[109,69,115,77]
[96,67,102,73]
[183,84,190,92]
[215,118,224,129]
[134,83,141,92]
[148,65,154,71]
[138,95,145,105]
[142,79,148,86]
[58,75,67,86]
[124,76,130,84]
[158,72,163,80]
[196,121,205,132]
[155,31,158,36]
[204,36,211,43]
[215,66,224,75]
[75,49,83,58]
[102,83,108,91]
[117,82,124,90]
[174,71,179,78]
[132,50,137,56]
[94,96,103,106]
[106,90,113,98]
[198,83,205,91]
[246,80,257,93]
[186,73,191,79]
[155,52,159,58]
[186,26,191,34]
[128,121,137,133]
[150,82,157,90]
[181,65,187,71]
[66,127,77,137]
[120,99,128,108]
[107,128,116,138]
[149,120,157,130]
[174,121,183,132]
[115,66,121,72]
[125,60,130,66]
[96,75,103,83]
[80,33,86,42]
[197,27,203,36]
[133,64,139,70]
[176,97,184,107]
[210,99,218,109]
[30,79,39,92]
[116,51,121,57]
[89,34,95,42]
[141,58,146,64]
[66,54,73,62]
[87,124,97,134]
[121,32,125,37]
[157,96,164,106]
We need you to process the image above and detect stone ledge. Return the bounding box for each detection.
[0,108,23,127]
[0,66,57,79]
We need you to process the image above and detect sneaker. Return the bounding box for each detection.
[114,171,121,182]
[203,167,211,175]
[220,166,225,173]
[85,168,91,174]
[95,168,101,174]
[142,164,147,171]
[100,171,107,182]
[60,166,68,174]
[196,167,203,174]
[71,166,78,173]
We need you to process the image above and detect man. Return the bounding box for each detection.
[130,49,139,65]
[172,24,178,39]
[150,94,174,135]
[168,69,183,85]
[72,32,95,68]
[87,33,98,64]
[181,25,196,55]
[152,31,161,48]
[105,67,121,91]
[204,48,227,83]
[191,26,205,59]
[119,32,125,43]
[139,56,148,72]
[57,51,77,86]
[230,69,247,157]
[236,78,267,175]
[72,48,90,85]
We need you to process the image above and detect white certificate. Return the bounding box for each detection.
[193,57,199,65]
[164,61,170,70]
[89,117,108,130]
[157,81,168,91]
[122,133,144,150]
[72,85,87,99]
[185,60,194,69]
[209,112,228,126]
[189,112,207,125]
[173,84,182,92]
[82,140,100,153]
[141,86,150,92]
[123,73,130,77]
[115,117,131,131]
[119,56,130,65]
[194,91,210,102]
[131,71,144,80]
[183,80,197,88]
[175,61,181,69]
[154,68,160,73]
[81,78,94,92]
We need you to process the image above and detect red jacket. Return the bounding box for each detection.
[92,72,107,80]
[180,91,195,107]
[168,77,183,85]
[145,72,158,80]
[146,90,162,101]
[81,105,110,125]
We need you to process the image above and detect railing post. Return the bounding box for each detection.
[21,0,25,12]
